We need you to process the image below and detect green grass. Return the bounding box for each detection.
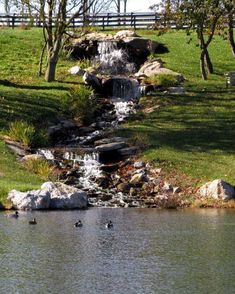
[0,141,42,207]
[0,27,82,207]
[123,30,235,186]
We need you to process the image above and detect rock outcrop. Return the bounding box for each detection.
[66,31,161,68]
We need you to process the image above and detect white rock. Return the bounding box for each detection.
[136,59,163,76]
[42,182,88,209]
[20,154,45,162]
[114,30,138,39]
[136,64,184,82]
[68,65,85,75]
[130,173,146,185]
[8,182,88,210]
[199,179,235,200]
[163,182,173,193]
[8,189,50,210]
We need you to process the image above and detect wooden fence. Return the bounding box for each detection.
[1,12,234,30]
[0,12,177,30]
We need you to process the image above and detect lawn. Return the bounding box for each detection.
[122,30,235,186]
[0,28,80,206]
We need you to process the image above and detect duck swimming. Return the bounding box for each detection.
[105,220,113,229]
[29,218,37,225]
[74,220,83,228]
[11,211,19,219]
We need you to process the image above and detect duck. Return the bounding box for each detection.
[11,211,19,219]
[29,218,37,225]
[105,220,113,229]
[74,220,83,228]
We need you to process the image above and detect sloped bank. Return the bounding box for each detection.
[3,30,235,210]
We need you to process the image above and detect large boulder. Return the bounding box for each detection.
[199,179,235,200]
[42,182,88,209]
[8,189,50,210]
[114,30,138,39]
[122,37,159,54]
[8,182,88,210]
[136,61,184,82]
[95,142,127,152]
[136,58,163,77]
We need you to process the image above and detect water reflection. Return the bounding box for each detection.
[1,209,235,294]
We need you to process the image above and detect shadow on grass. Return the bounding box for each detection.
[0,85,67,129]
[125,88,235,154]
[0,79,71,91]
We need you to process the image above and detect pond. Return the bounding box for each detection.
[1,208,235,294]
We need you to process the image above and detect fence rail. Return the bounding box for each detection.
[0,12,234,30]
[0,12,177,29]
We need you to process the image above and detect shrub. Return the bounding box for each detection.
[66,85,98,125]
[8,121,49,148]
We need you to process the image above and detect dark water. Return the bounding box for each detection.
[1,208,235,294]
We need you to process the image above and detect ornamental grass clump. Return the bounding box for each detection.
[22,158,55,180]
[8,121,48,148]
[66,85,98,125]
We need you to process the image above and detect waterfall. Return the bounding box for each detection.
[94,41,135,75]
[112,99,135,122]
[37,149,55,160]
[111,78,141,99]
[63,152,102,190]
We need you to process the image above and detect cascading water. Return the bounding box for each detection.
[112,99,135,122]
[93,41,135,75]
[63,152,102,190]
[36,39,144,205]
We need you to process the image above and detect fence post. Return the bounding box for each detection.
[102,16,105,31]
[131,12,133,28]
[133,15,136,30]
[107,13,110,29]
[12,13,15,29]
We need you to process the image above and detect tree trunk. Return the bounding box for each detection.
[204,48,213,74]
[228,12,235,57]
[45,58,57,82]
[200,50,207,80]
[124,0,127,13]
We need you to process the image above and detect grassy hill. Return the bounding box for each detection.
[0,27,235,206]
[123,30,235,186]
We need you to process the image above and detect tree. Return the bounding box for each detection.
[11,0,95,82]
[3,0,10,13]
[150,0,224,80]
[223,0,235,57]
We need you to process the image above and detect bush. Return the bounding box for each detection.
[66,85,98,125]
[8,121,49,148]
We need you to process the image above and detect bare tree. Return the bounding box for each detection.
[150,0,224,80]
[223,0,235,57]
[10,0,95,82]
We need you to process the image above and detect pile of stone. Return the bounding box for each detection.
[87,159,184,208]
